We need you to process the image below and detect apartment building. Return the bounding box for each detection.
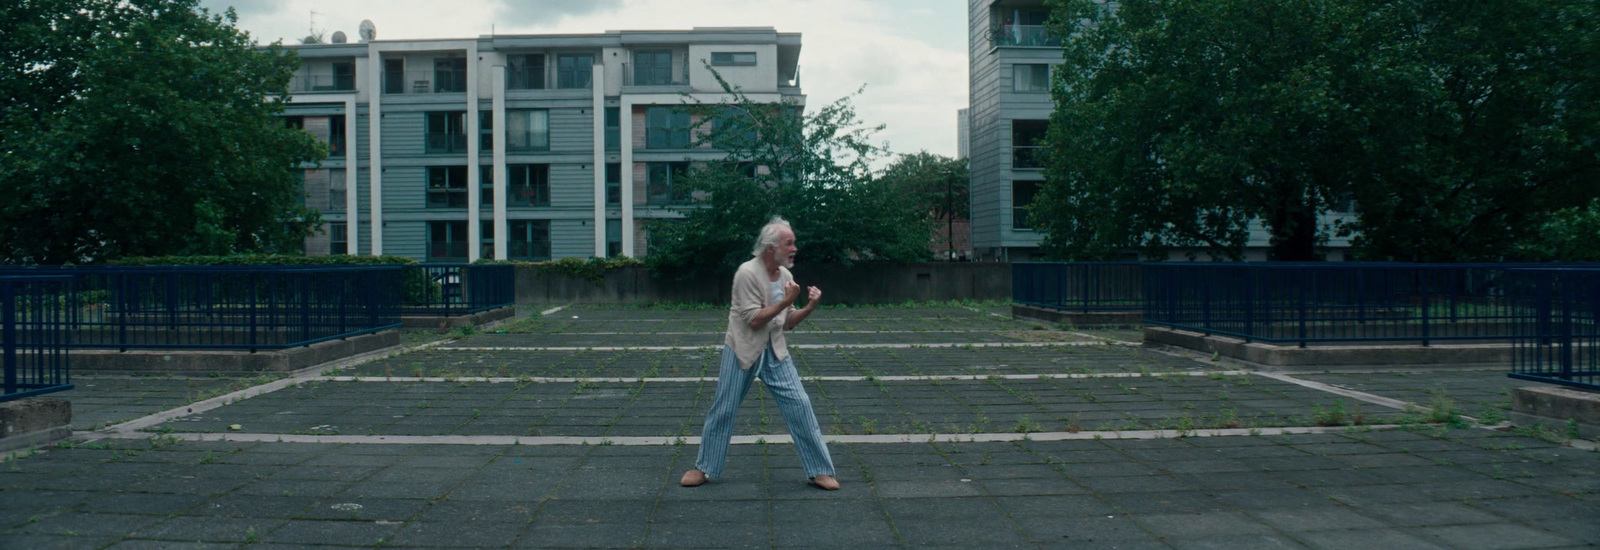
[283,27,803,262]
[966,0,1353,261]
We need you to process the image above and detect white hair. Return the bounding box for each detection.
[751,216,792,257]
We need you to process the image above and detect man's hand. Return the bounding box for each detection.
[786,285,822,330]
[782,280,801,305]
[804,286,822,310]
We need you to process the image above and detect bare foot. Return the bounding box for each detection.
[680,469,707,487]
[810,475,840,490]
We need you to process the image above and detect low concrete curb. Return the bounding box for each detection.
[72,329,400,374]
[0,398,71,454]
[400,305,516,329]
[1145,326,1511,368]
[1511,385,1600,440]
[1012,304,1141,328]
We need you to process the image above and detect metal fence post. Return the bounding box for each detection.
[1560,273,1574,382]
[1298,269,1309,348]
[300,272,312,345]
[3,281,16,396]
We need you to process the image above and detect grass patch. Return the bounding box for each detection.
[1311,400,1369,427]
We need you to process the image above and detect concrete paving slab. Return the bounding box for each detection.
[9,304,1600,548]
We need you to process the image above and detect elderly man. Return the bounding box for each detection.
[680,216,839,490]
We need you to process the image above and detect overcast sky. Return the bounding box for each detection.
[200,0,971,161]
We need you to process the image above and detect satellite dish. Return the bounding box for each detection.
[358,20,376,42]
[330,30,347,44]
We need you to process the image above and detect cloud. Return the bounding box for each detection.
[492,0,624,27]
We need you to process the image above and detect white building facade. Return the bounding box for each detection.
[283,27,803,262]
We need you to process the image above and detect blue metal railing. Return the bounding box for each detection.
[1140,263,1531,346]
[2,276,73,402]
[1509,269,1600,390]
[0,266,404,350]
[402,264,515,315]
[1014,262,1143,311]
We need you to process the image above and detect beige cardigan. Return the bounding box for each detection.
[725,258,792,370]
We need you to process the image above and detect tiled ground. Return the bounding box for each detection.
[1298,371,1522,419]
[3,303,1595,549]
[65,376,280,431]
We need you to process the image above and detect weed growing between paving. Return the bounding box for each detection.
[1312,400,1369,427]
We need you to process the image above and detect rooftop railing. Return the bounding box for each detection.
[1014,262,1143,311]
[1141,263,1530,346]
[403,264,515,315]
[1,276,73,402]
[0,266,403,351]
[1509,268,1600,390]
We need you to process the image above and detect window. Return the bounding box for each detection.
[1014,64,1050,93]
[507,54,545,90]
[634,50,673,85]
[327,169,347,211]
[646,162,690,205]
[428,221,469,261]
[605,163,621,206]
[328,115,347,157]
[1012,120,1048,169]
[509,220,551,261]
[506,109,549,151]
[332,62,355,90]
[328,222,348,255]
[712,106,759,144]
[479,111,493,150]
[557,53,594,89]
[710,52,757,66]
[479,165,495,206]
[508,164,550,206]
[434,57,467,93]
[480,221,495,260]
[605,107,620,151]
[646,106,691,149]
[606,219,622,257]
[284,116,304,130]
[1012,181,1039,230]
[426,112,467,153]
[427,166,469,208]
[383,59,405,94]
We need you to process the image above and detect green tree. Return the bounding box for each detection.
[1036,0,1600,262]
[1342,1,1600,261]
[644,77,933,281]
[0,0,326,264]
[1514,200,1600,261]
[877,151,968,221]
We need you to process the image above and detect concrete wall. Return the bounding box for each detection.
[515,262,1012,305]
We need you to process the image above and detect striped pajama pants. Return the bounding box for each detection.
[695,344,835,479]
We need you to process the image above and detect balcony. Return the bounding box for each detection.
[384,69,468,94]
[993,25,1062,47]
[508,241,551,261]
[290,74,356,93]
[426,132,468,154]
[622,63,688,87]
[780,66,801,89]
[1013,146,1044,169]
[506,67,545,90]
[428,241,469,262]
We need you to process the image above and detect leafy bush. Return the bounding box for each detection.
[110,254,418,266]
[475,257,643,286]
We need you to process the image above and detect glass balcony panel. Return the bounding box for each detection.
[994,25,1061,47]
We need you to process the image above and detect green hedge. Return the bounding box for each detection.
[110,254,419,266]
[474,257,643,285]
